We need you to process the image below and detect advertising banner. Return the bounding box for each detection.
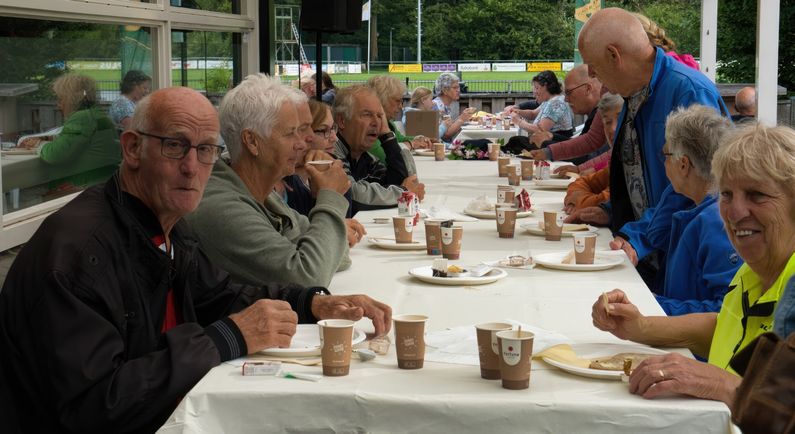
[423,63,456,72]
[491,63,526,72]
[458,63,491,72]
[389,64,423,73]
[527,62,563,72]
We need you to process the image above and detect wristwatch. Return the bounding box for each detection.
[378,131,396,142]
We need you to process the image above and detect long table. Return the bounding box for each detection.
[159,157,731,433]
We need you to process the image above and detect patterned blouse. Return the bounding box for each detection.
[108,95,135,130]
[534,95,573,133]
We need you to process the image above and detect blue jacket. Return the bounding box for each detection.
[653,195,741,315]
[774,275,795,337]
[607,47,729,236]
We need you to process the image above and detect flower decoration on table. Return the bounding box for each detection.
[448,139,490,161]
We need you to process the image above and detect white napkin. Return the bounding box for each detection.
[423,206,478,222]
[423,319,571,366]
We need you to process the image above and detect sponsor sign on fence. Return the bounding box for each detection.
[527,62,562,72]
[491,63,526,72]
[389,64,423,73]
[458,63,491,72]
[423,63,456,72]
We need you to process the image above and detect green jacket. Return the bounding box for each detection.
[185,161,351,288]
[39,106,120,188]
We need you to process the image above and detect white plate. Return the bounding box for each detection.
[462,208,534,219]
[542,342,669,380]
[260,324,366,357]
[533,251,624,271]
[533,179,574,190]
[414,149,450,157]
[520,219,598,237]
[368,236,427,250]
[460,125,485,130]
[408,265,508,285]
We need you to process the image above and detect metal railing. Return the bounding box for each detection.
[301,79,537,94]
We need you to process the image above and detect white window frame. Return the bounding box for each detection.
[0,0,261,250]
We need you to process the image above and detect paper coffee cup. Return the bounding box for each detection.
[424,219,444,255]
[433,143,446,161]
[394,314,428,369]
[497,186,515,205]
[488,143,500,161]
[318,319,355,376]
[520,160,534,180]
[506,164,521,186]
[306,160,333,172]
[475,322,513,379]
[497,157,511,177]
[496,330,535,390]
[392,216,414,243]
[440,226,463,260]
[543,211,564,241]
[496,207,518,238]
[573,233,597,264]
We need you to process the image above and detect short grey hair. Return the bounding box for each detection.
[434,72,459,96]
[712,122,795,196]
[665,104,730,181]
[219,73,306,163]
[597,92,623,115]
[332,84,377,123]
[367,75,406,109]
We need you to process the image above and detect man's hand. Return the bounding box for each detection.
[311,294,393,337]
[306,160,351,197]
[554,164,579,175]
[304,149,333,165]
[229,299,298,354]
[401,175,426,201]
[531,130,552,147]
[563,190,587,213]
[377,111,391,135]
[345,218,367,247]
[565,206,609,226]
[610,236,639,266]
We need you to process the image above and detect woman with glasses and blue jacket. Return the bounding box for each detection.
[591,122,795,406]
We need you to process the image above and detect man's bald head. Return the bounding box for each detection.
[578,8,655,96]
[565,64,590,85]
[132,87,217,134]
[735,86,757,116]
[564,64,603,115]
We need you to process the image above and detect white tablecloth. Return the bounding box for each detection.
[159,159,731,434]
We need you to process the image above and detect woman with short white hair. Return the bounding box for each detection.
[432,72,475,141]
[186,73,353,288]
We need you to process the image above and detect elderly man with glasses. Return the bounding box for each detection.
[528,64,609,171]
[0,86,392,433]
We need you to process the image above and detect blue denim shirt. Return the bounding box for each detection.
[774,274,795,337]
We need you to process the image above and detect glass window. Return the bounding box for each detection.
[171,29,240,106]
[170,0,240,15]
[0,18,152,214]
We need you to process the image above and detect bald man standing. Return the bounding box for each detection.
[571,7,728,290]
[732,86,757,123]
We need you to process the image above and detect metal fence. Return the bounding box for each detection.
[293,79,536,94]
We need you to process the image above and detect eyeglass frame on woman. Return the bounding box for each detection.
[313,124,338,139]
[136,130,223,165]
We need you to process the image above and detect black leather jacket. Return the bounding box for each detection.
[0,173,324,433]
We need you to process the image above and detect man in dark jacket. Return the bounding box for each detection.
[0,87,391,433]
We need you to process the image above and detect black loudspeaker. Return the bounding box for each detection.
[301,0,361,34]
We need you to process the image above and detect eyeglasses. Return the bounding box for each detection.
[313,124,338,139]
[136,130,223,165]
[564,82,589,97]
